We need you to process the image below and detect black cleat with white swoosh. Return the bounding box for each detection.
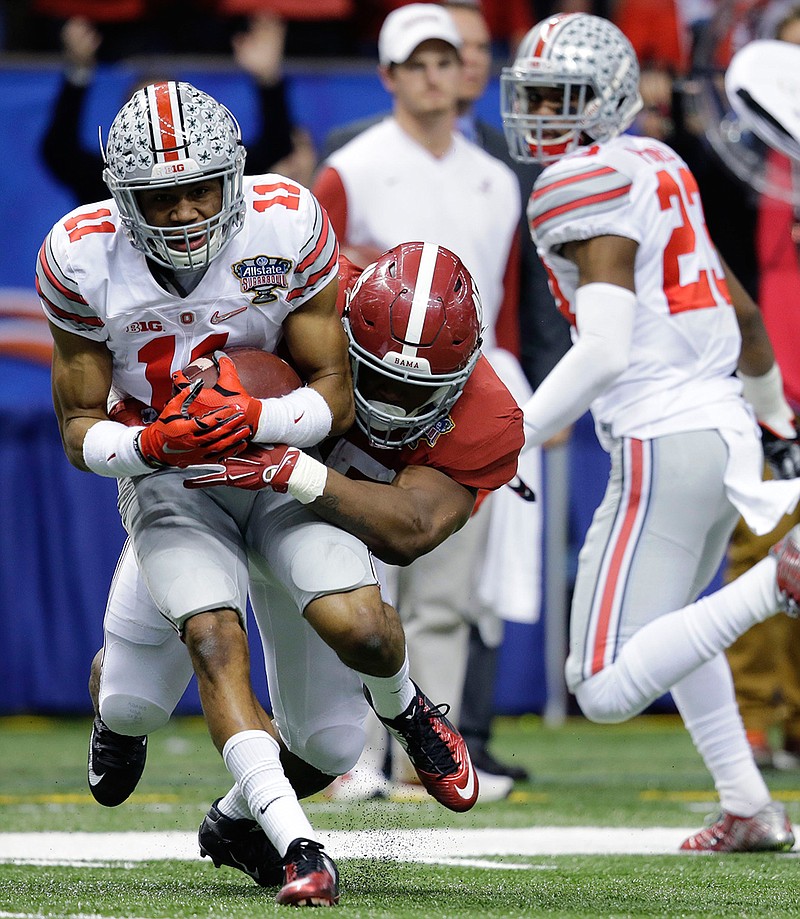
[365,681,479,812]
[87,716,147,807]
[199,798,283,886]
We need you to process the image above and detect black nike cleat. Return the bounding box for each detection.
[199,798,283,886]
[87,716,147,807]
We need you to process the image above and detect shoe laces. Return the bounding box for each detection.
[93,720,145,768]
[283,839,328,878]
[395,696,457,776]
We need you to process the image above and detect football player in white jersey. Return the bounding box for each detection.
[83,244,524,889]
[502,13,800,852]
[38,81,477,905]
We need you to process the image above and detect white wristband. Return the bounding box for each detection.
[82,420,153,478]
[286,449,328,504]
[254,386,333,448]
[738,364,795,438]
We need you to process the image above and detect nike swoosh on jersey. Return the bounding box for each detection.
[210,307,248,324]
[454,765,477,800]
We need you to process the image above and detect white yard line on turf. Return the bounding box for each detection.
[0,914,155,919]
[0,826,707,864]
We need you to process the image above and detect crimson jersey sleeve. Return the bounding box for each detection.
[313,166,349,241]
[335,253,365,317]
[401,356,524,491]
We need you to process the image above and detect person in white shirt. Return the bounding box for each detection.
[502,11,800,852]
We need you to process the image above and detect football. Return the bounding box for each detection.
[181,347,302,399]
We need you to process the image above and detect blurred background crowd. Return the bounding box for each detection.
[1,0,607,59]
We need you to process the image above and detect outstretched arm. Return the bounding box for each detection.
[521,235,638,447]
[186,448,476,566]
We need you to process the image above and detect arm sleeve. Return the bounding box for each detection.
[312,166,349,241]
[521,283,636,446]
[242,78,294,173]
[41,78,107,203]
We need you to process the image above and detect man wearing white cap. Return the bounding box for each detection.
[313,2,525,802]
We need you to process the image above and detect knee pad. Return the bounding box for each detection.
[293,723,367,776]
[100,695,171,736]
[574,671,635,725]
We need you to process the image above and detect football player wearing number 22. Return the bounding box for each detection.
[501,12,800,853]
[36,81,488,906]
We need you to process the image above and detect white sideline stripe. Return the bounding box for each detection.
[0,914,154,919]
[0,827,702,863]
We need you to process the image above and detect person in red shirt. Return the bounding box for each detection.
[723,6,800,772]
[86,241,524,894]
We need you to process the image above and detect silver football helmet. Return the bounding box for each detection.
[501,13,642,163]
[102,81,246,271]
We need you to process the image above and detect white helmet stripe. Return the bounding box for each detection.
[146,82,184,163]
[402,242,438,357]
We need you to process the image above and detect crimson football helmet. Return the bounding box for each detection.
[501,13,642,163]
[344,241,482,448]
[102,81,246,271]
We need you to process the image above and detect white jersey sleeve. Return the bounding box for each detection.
[36,203,115,341]
[280,184,339,306]
[528,154,638,253]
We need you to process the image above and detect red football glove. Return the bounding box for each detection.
[172,353,263,434]
[183,444,300,491]
[136,381,251,469]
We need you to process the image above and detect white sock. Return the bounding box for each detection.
[358,652,415,719]
[673,660,770,817]
[222,730,316,857]
[216,784,252,820]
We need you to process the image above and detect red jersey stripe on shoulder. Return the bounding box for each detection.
[36,276,103,328]
[296,203,333,274]
[37,242,89,307]
[532,166,620,201]
[532,184,631,230]
[286,244,339,302]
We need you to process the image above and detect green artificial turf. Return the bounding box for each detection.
[1,714,799,917]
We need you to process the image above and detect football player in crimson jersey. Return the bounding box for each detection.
[40,80,485,906]
[85,240,523,889]
[501,12,800,853]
